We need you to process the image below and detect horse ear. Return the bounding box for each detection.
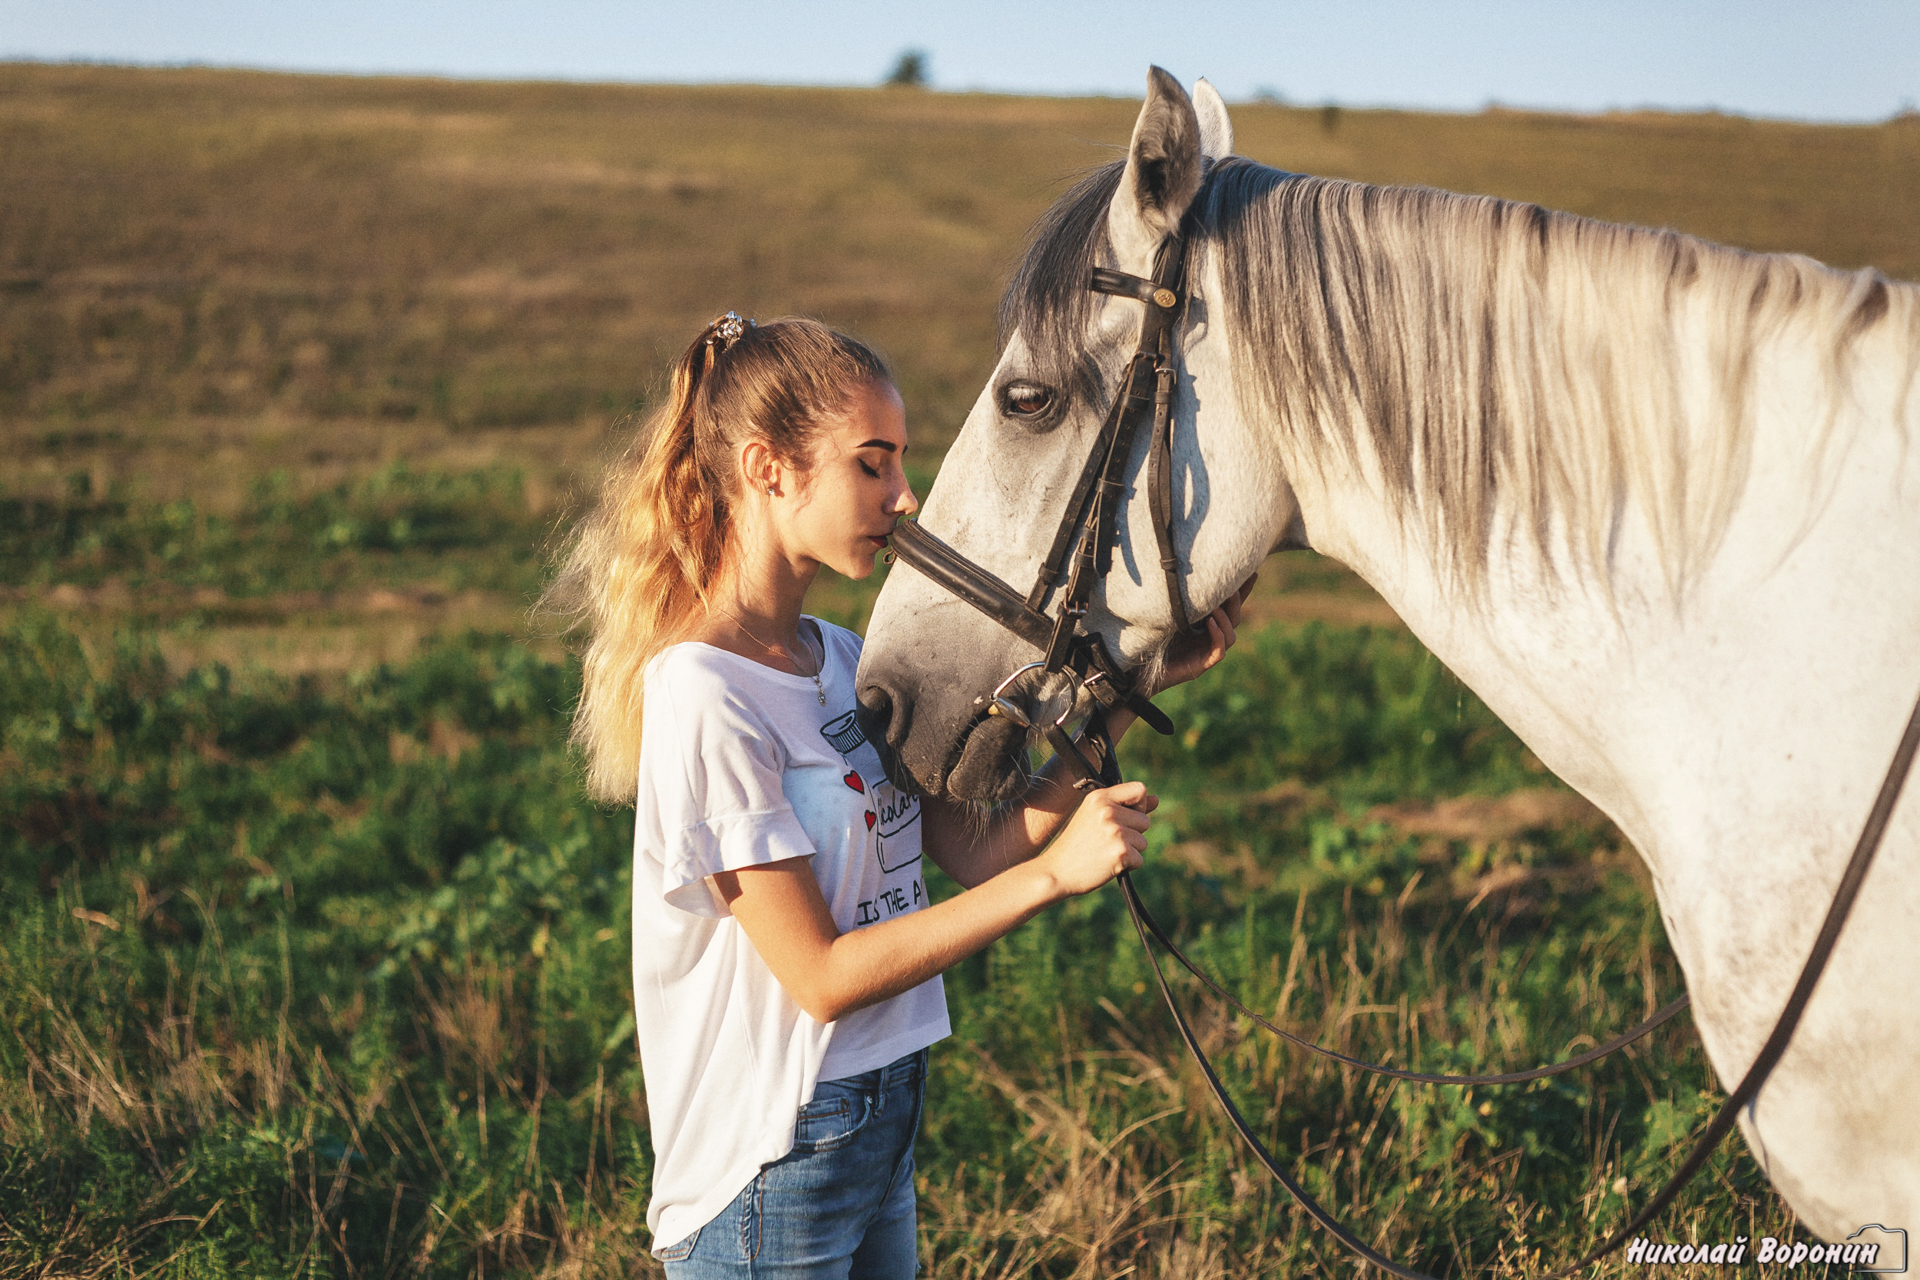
[1109,66,1203,267]
[1193,78,1234,162]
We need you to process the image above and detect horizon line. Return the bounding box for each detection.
[5,55,1915,128]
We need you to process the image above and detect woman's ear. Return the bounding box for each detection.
[739,438,782,497]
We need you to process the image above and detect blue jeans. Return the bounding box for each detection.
[658,1049,927,1279]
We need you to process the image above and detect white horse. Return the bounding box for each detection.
[856,69,1920,1239]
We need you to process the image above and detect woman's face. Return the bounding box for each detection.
[776,380,917,581]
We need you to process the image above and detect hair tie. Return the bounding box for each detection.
[706,311,754,353]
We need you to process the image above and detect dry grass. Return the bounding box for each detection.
[1,903,663,1279]
[0,588,560,677]
[6,869,1790,1279]
[911,887,1790,1279]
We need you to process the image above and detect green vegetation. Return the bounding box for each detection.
[4,464,539,597]
[1,598,1786,1278]
[4,62,1912,1276]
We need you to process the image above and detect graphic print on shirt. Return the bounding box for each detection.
[820,710,921,875]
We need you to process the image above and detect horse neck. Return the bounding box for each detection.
[1204,195,1920,863]
[1205,170,1916,599]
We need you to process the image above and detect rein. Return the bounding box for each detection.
[885,221,1920,1273]
[1098,692,1919,1280]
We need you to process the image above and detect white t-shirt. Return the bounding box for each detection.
[631,618,950,1249]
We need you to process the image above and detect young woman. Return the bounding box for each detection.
[546,313,1248,1278]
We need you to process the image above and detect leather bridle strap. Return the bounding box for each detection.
[1033,236,1191,671]
[1023,236,1187,621]
[1539,680,1920,1276]
[888,518,1054,653]
[1088,243,1193,636]
[1147,360,1191,633]
[885,230,1195,737]
[1038,349,1155,671]
[887,519,1175,736]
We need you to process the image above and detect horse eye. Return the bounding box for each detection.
[999,382,1055,420]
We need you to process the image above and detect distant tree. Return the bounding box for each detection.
[885,49,929,89]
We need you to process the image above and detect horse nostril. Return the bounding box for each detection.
[857,682,919,790]
[856,684,897,751]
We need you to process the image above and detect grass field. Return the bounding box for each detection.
[3,62,1916,1276]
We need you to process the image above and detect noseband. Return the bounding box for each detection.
[888,230,1194,778]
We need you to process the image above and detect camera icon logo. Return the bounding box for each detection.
[1849,1225,1907,1274]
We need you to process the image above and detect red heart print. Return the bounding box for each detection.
[843,769,865,794]
[864,811,876,830]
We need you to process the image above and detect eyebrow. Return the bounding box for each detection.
[857,439,904,454]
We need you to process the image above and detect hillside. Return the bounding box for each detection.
[5,64,1916,475]
[5,63,1915,663]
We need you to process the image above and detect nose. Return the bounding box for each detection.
[893,477,918,518]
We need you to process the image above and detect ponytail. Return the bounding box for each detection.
[541,314,892,802]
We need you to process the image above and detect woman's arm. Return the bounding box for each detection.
[713,779,1154,1023]
[922,574,1256,888]
[917,753,1084,890]
[717,575,1257,1024]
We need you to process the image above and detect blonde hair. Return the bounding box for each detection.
[542,314,893,802]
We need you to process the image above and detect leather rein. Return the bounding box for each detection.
[885,222,1920,1276]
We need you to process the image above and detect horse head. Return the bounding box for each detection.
[857,70,1300,801]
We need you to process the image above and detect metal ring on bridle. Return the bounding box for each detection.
[984,661,1081,730]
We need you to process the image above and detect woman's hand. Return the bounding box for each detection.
[1154,573,1257,694]
[1038,780,1158,896]
[721,780,1160,1022]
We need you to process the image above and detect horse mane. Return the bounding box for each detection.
[1000,162,1131,405]
[1003,156,1919,599]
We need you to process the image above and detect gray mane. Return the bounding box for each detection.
[1002,155,1915,596]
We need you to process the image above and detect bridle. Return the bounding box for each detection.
[885,213,1920,1275]
[887,229,1192,778]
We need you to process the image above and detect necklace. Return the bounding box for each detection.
[721,609,826,706]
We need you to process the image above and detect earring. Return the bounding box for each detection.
[766,486,777,497]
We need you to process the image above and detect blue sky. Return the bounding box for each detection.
[4,0,1916,122]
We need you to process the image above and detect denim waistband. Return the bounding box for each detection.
[822,1046,927,1094]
